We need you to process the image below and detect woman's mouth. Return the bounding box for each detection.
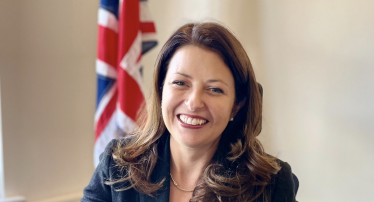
[178,114,209,126]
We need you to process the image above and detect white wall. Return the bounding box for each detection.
[0,0,373,201]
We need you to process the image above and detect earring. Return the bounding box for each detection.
[230,118,234,121]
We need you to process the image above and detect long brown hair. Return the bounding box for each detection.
[107,22,280,201]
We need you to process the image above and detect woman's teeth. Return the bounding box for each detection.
[179,115,207,125]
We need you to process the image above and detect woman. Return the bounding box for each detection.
[82,22,298,202]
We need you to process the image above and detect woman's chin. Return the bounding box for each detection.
[171,133,220,150]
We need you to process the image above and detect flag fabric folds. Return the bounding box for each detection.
[94,0,157,167]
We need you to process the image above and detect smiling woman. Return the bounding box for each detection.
[82,22,298,202]
[162,45,237,150]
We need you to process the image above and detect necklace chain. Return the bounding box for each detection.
[170,174,195,192]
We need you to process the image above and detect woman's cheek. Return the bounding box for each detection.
[217,101,234,120]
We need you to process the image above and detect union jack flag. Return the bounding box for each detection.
[94,0,157,166]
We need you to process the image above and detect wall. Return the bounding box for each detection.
[0,0,98,201]
[256,1,374,201]
[0,0,373,201]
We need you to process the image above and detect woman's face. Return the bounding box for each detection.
[161,45,237,149]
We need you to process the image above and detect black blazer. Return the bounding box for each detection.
[82,134,298,202]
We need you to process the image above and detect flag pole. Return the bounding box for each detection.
[0,78,25,202]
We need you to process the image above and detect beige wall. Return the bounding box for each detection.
[257,1,374,201]
[1,0,373,201]
[0,0,98,201]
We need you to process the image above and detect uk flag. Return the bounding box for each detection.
[94,0,157,166]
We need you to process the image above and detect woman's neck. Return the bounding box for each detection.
[169,135,219,189]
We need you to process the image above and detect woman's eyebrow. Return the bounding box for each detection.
[174,71,192,79]
[207,79,229,87]
[174,72,229,87]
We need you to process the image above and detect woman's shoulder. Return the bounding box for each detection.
[269,157,298,202]
[95,135,137,182]
[261,154,295,181]
[82,136,138,202]
[98,135,135,162]
[275,158,293,178]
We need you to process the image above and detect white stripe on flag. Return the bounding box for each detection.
[98,8,118,33]
[119,31,145,96]
[93,111,120,167]
[141,32,157,42]
[116,104,137,134]
[96,59,117,79]
[94,82,117,124]
[140,1,154,23]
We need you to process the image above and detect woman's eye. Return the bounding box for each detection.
[172,81,185,86]
[210,88,224,94]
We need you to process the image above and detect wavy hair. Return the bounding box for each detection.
[107,22,280,202]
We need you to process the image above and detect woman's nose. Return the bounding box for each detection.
[184,90,204,111]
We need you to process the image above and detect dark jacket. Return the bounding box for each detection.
[82,134,298,202]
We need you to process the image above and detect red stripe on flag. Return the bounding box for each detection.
[140,22,156,33]
[95,89,118,142]
[118,0,140,63]
[97,25,118,68]
[117,68,144,121]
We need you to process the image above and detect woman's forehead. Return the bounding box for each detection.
[166,45,234,83]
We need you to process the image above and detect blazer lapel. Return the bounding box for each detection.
[139,133,171,202]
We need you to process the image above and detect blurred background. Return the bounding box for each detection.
[0,0,373,201]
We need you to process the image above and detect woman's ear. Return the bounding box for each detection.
[231,99,246,118]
